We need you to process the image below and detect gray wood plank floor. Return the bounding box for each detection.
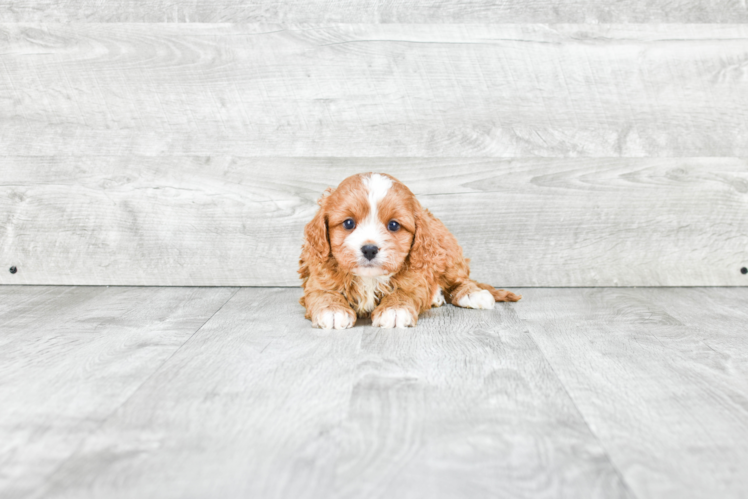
[1,286,746,497]
[0,286,238,498]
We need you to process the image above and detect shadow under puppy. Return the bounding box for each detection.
[299,173,521,329]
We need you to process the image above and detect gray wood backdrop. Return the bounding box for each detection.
[1,10,747,286]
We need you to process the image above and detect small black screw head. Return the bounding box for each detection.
[9,266,17,274]
[742,267,748,275]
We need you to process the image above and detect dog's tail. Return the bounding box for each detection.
[475,282,522,302]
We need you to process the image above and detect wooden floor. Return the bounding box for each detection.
[1,286,746,498]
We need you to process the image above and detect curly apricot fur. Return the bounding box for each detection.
[299,173,520,328]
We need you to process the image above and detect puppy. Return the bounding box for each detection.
[299,173,521,329]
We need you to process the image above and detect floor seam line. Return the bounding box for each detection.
[518,316,639,498]
[31,287,241,497]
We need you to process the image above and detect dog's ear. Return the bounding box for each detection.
[408,201,440,271]
[302,188,333,265]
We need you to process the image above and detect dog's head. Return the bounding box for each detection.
[302,173,434,278]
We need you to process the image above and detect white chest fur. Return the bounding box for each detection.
[352,275,392,314]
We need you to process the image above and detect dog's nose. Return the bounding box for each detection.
[361,245,379,261]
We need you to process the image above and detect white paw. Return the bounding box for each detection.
[457,290,495,310]
[432,287,445,307]
[373,308,416,328]
[314,309,355,330]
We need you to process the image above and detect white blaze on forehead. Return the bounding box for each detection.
[345,174,393,261]
[363,173,393,215]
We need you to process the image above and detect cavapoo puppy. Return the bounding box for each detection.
[299,173,521,329]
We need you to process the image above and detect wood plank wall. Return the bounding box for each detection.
[1,5,747,286]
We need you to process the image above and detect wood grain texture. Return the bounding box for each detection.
[36,288,631,498]
[0,285,236,497]
[2,157,746,287]
[36,288,367,498]
[1,0,747,23]
[331,301,630,497]
[515,288,748,497]
[2,24,748,157]
[0,286,79,341]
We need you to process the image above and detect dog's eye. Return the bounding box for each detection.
[343,219,356,230]
[388,220,400,232]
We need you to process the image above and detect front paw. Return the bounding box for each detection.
[372,307,417,328]
[313,308,356,330]
[457,290,495,310]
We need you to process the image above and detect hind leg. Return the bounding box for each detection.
[448,280,496,310]
[447,280,522,309]
[475,282,522,302]
[435,226,521,308]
